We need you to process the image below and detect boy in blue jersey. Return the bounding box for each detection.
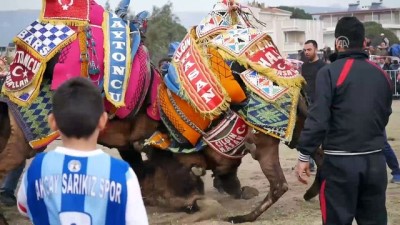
[16,77,149,225]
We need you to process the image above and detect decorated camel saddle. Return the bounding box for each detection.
[148,0,305,159]
[0,0,161,149]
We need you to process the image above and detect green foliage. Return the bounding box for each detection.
[277,6,312,20]
[145,2,187,64]
[105,0,112,12]
[364,21,399,47]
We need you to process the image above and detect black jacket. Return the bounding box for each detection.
[298,51,392,158]
[301,59,326,103]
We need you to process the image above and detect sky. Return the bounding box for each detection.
[2,0,400,12]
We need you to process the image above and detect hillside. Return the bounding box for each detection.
[0,10,40,46]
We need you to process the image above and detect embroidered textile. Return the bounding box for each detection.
[102,12,131,108]
[238,89,299,142]
[203,111,248,159]
[157,83,211,146]
[40,0,90,26]
[240,69,289,102]
[171,32,229,119]
[0,79,59,149]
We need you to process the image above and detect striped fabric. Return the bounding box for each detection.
[17,147,148,225]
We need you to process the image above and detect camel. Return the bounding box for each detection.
[0,0,324,224]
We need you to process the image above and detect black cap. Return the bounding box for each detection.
[335,17,365,49]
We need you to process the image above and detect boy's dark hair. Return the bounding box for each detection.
[52,77,104,138]
[304,40,318,49]
[335,17,365,49]
[394,60,399,64]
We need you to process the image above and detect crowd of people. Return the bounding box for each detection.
[372,56,400,71]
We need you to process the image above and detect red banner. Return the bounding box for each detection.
[41,0,90,24]
[4,47,43,91]
[204,112,248,159]
[173,34,227,117]
[246,41,299,79]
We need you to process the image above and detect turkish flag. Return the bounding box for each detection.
[41,0,90,23]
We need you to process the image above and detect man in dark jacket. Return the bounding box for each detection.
[296,17,392,225]
[301,40,326,104]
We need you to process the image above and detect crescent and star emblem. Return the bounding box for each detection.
[58,0,74,11]
[11,66,28,77]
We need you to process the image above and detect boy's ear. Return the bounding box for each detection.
[98,112,108,131]
[48,113,58,131]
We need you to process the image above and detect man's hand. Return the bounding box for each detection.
[296,160,310,185]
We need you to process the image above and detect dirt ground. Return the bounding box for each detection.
[3,101,400,225]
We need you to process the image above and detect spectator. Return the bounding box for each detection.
[301,40,326,104]
[17,78,148,225]
[383,131,400,183]
[367,46,376,56]
[296,17,391,225]
[378,42,389,56]
[381,33,390,48]
[389,59,400,70]
[301,40,326,172]
[378,58,385,68]
[382,57,392,70]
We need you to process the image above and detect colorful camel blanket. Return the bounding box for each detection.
[240,69,289,102]
[158,83,211,146]
[0,79,59,149]
[211,26,305,88]
[203,111,249,159]
[2,21,76,107]
[238,86,300,142]
[170,32,230,119]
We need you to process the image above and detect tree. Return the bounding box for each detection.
[364,21,399,47]
[105,0,112,12]
[145,2,187,64]
[277,6,312,20]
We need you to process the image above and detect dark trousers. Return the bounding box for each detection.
[383,131,400,175]
[319,153,387,225]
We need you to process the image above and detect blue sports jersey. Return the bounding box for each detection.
[17,147,148,225]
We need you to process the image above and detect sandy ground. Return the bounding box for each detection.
[3,101,400,225]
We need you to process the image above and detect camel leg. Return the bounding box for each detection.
[226,134,288,223]
[0,213,8,225]
[203,148,258,199]
[304,147,324,201]
[0,104,10,152]
[213,169,242,198]
[117,146,146,180]
[212,172,225,193]
[0,109,31,182]
[207,151,240,195]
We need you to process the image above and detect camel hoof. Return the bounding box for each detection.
[303,190,318,201]
[224,215,249,224]
[240,186,259,200]
[191,166,206,177]
[181,199,225,223]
